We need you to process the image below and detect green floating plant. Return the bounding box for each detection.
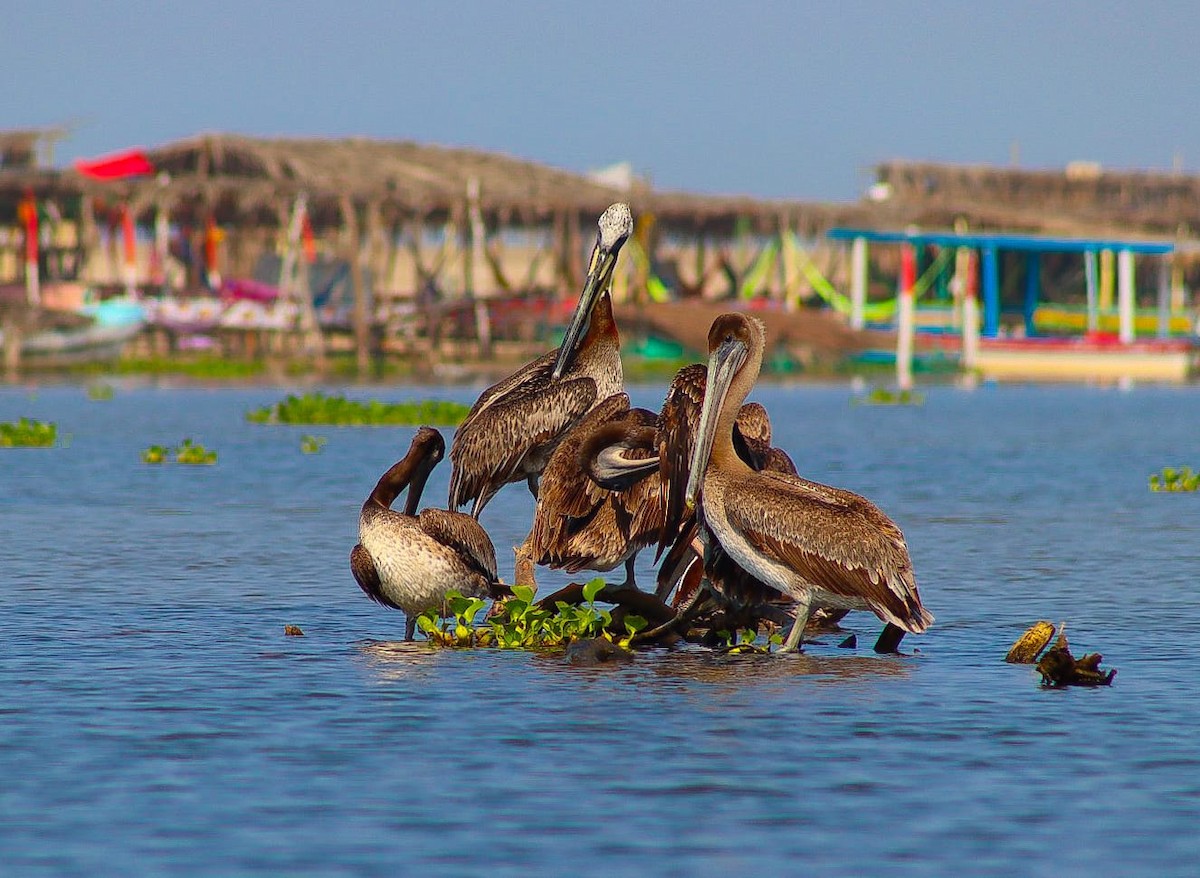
[140,439,218,465]
[852,387,926,407]
[1149,466,1199,492]
[140,444,171,464]
[0,418,57,448]
[175,438,217,465]
[417,579,648,651]
[245,392,471,426]
[300,434,327,454]
[86,383,115,401]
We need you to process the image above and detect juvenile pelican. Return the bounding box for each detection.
[447,203,633,517]
[351,427,504,640]
[685,314,933,652]
[526,392,662,588]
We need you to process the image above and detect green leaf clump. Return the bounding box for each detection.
[1149,466,1200,492]
[245,392,471,426]
[416,579,646,651]
[141,439,218,465]
[300,434,327,454]
[0,418,57,447]
[853,387,925,406]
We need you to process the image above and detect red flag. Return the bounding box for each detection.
[75,149,155,180]
[301,213,316,264]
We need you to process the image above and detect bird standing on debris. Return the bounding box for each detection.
[351,427,505,640]
[685,313,933,652]
[447,203,633,518]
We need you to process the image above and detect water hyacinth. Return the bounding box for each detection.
[1149,466,1199,492]
[0,418,57,447]
[417,581,648,651]
[245,392,471,426]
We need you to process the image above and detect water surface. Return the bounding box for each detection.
[3,381,1199,876]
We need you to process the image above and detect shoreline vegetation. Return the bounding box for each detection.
[11,350,911,387]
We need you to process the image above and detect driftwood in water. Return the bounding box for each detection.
[1006,621,1116,687]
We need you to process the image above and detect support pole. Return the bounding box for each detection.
[959,249,980,371]
[466,177,492,359]
[896,243,916,391]
[1117,248,1135,344]
[1023,251,1040,337]
[1156,258,1171,339]
[849,236,867,331]
[1099,249,1114,313]
[1084,249,1098,333]
[341,195,369,378]
[981,246,1000,338]
[19,192,39,306]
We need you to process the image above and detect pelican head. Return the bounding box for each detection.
[685,314,765,510]
[400,426,445,516]
[551,203,634,380]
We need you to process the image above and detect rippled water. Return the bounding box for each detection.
[4,380,1200,876]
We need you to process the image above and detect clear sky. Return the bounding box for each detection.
[6,1,1197,201]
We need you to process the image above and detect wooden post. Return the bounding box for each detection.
[2,316,21,382]
[1117,248,1135,344]
[341,195,370,378]
[849,235,867,330]
[466,178,492,359]
[896,243,916,391]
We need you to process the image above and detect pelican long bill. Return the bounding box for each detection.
[551,203,633,380]
[685,333,749,510]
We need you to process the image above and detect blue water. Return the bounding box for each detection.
[3,380,1200,876]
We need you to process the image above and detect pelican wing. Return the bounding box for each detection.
[351,543,400,610]
[417,508,499,583]
[722,471,932,632]
[448,375,599,512]
[460,349,557,422]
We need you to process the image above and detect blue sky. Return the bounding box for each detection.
[6,1,1197,200]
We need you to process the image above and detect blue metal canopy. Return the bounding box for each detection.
[827,228,1174,255]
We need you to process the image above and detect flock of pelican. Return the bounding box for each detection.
[351,203,933,652]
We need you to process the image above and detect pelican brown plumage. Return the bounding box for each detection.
[351,427,505,640]
[526,392,662,588]
[685,313,933,652]
[447,203,633,518]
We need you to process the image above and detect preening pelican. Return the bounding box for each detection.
[351,427,505,640]
[685,313,933,652]
[447,203,633,518]
[526,392,662,588]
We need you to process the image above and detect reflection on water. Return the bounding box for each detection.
[5,384,1200,876]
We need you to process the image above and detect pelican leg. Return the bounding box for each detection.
[777,594,813,654]
[404,614,418,641]
[617,556,638,590]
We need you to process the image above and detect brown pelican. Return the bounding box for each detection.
[351,427,505,640]
[685,313,933,652]
[447,203,633,518]
[526,392,662,588]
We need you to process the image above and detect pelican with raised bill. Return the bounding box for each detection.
[684,314,933,653]
[351,427,507,640]
[447,203,633,518]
